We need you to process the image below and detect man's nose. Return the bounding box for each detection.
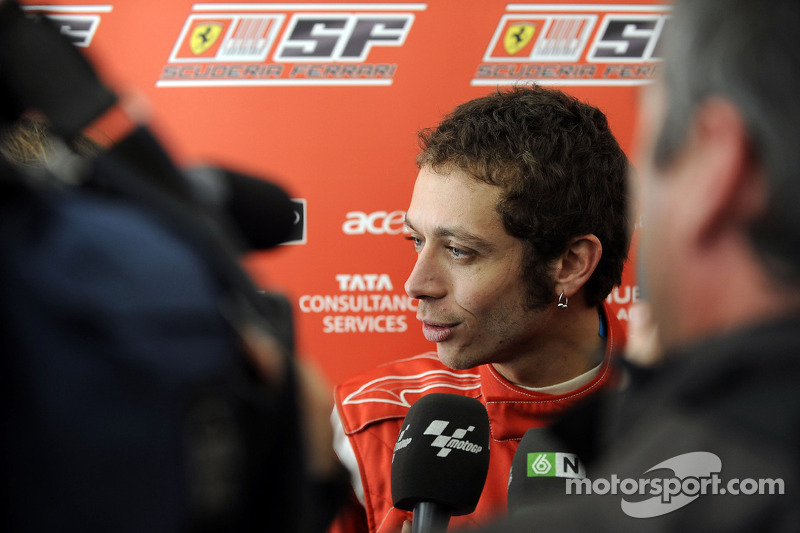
[405,249,447,301]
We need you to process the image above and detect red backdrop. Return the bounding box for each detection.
[23,0,665,387]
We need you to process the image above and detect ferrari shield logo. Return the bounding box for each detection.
[190,23,223,55]
[504,23,535,55]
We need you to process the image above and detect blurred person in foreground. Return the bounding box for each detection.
[0,39,346,532]
[329,85,632,532]
[476,0,800,530]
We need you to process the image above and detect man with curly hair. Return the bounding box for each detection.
[330,85,631,532]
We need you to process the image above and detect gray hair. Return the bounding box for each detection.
[655,0,800,282]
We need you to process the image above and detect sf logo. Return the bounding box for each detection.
[275,14,414,62]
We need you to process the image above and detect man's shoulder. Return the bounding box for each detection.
[334,352,482,434]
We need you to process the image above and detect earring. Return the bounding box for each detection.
[557,291,569,309]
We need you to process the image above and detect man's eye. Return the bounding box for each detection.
[405,236,423,250]
[447,246,469,258]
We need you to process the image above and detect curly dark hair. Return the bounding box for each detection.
[416,85,631,309]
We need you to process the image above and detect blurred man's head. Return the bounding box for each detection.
[636,0,800,347]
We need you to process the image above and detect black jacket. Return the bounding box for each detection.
[480,315,800,532]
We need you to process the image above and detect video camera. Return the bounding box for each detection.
[0,1,329,531]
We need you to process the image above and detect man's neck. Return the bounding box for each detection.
[661,239,800,351]
[491,304,606,388]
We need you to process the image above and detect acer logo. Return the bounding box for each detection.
[342,210,407,235]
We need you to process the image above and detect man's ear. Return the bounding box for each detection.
[554,234,602,299]
[686,98,765,245]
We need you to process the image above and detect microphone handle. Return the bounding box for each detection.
[411,502,450,533]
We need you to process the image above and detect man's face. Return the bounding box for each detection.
[404,166,549,370]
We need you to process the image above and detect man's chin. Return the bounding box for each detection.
[436,346,480,370]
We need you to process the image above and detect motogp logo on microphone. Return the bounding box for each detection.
[424,420,484,458]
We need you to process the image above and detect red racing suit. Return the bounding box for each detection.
[330,303,626,533]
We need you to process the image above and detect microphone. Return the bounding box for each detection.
[507,427,586,515]
[391,393,490,533]
[184,165,296,251]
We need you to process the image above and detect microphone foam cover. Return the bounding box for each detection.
[507,427,586,514]
[186,166,295,250]
[223,169,295,250]
[391,393,490,516]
